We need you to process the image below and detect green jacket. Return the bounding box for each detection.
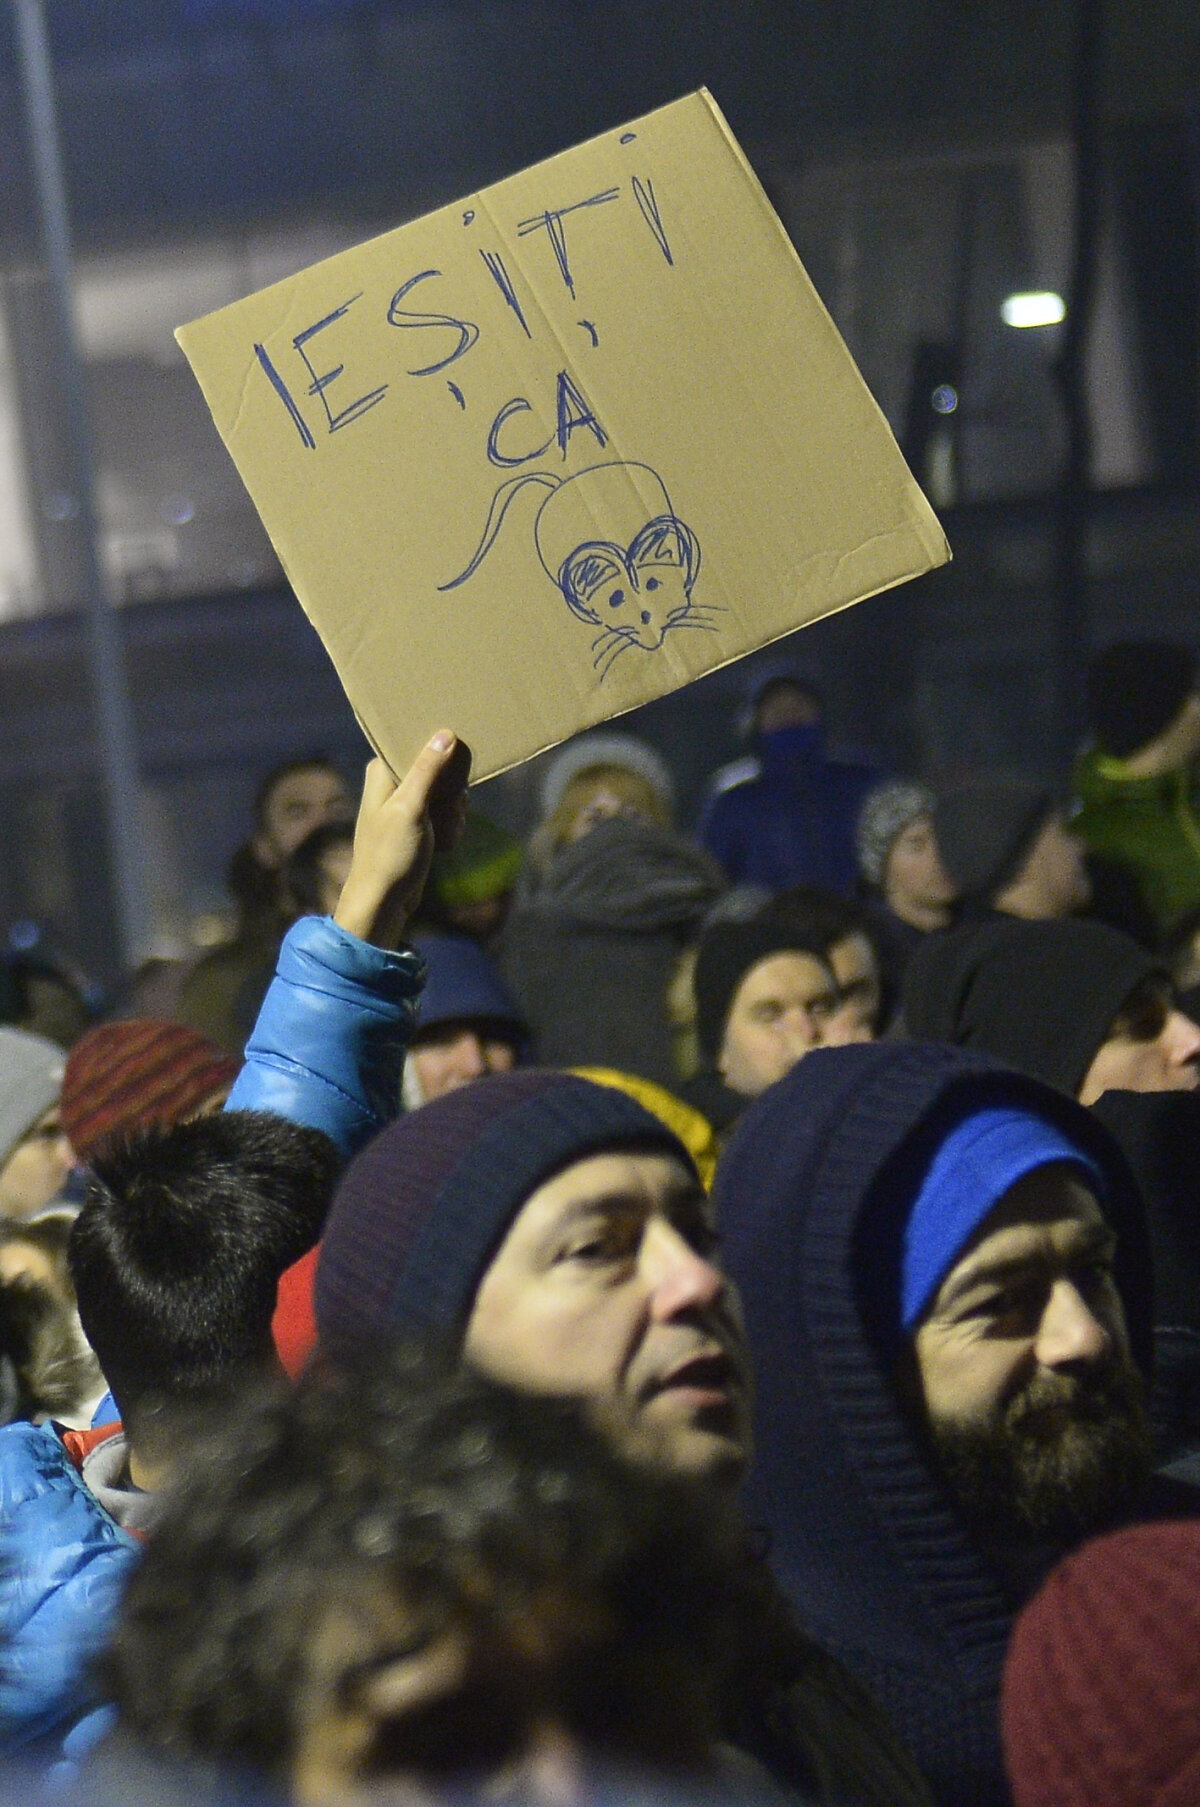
[1073,745,1200,935]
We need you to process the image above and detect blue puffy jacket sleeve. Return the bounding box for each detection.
[225,916,425,1159]
[0,1424,139,1753]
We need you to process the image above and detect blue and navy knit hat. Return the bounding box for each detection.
[900,1106,1106,1330]
[316,1070,694,1365]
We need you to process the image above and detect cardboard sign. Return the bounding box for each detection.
[177,89,949,780]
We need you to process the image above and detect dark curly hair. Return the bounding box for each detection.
[105,1346,799,1790]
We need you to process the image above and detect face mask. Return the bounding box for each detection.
[759,722,825,762]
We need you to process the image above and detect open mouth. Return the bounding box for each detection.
[650,1352,740,1408]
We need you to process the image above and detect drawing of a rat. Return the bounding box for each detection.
[439,462,721,678]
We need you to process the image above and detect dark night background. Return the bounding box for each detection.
[0,0,1196,977]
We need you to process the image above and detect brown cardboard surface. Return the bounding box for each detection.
[177,89,949,781]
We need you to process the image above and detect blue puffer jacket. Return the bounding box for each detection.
[224,913,424,1155]
[0,915,422,1759]
[0,1424,137,1754]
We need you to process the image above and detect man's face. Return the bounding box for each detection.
[464,1151,752,1482]
[753,681,821,736]
[407,1025,518,1105]
[564,783,653,845]
[1079,980,1200,1104]
[256,768,354,868]
[717,951,839,1098]
[826,932,881,1039]
[0,1108,74,1220]
[912,1167,1151,1544]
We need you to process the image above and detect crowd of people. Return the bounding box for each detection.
[2,636,1200,1804]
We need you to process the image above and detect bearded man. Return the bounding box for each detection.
[714,1041,1195,1807]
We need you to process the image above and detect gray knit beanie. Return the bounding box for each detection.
[540,733,676,822]
[856,780,935,887]
[0,1028,65,1166]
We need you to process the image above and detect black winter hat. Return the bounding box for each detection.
[932,780,1054,902]
[903,916,1166,1097]
[693,919,832,1064]
[1088,641,1197,759]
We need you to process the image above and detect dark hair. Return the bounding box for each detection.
[106,1347,797,1784]
[753,673,823,715]
[282,820,355,919]
[760,885,873,955]
[760,887,884,1031]
[68,1111,337,1429]
[253,755,344,833]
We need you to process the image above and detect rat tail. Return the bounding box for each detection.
[439,471,560,590]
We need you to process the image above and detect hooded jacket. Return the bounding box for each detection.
[714,1041,1156,1807]
[1073,745,1200,935]
[701,725,877,894]
[501,814,724,1088]
[1091,1088,1200,1455]
[902,916,1163,1098]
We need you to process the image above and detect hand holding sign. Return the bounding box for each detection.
[177,90,949,782]
[334,734,471,949]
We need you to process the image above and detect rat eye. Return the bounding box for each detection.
[645,576,660,591]
[608,589,625,609]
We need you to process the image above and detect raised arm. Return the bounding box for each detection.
[226,733,470,1158]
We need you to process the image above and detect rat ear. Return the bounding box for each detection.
[558,543,625,625]
[629,514,701,588]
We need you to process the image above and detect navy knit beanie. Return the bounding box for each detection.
[1088,640,1197,759]
[412,931,525,1040]
[316,1070,694,1364]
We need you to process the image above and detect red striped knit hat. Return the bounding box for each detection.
[60,1019,239,1160]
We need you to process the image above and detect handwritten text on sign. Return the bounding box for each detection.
[250,151,707,683]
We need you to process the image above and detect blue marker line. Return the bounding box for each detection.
[448,381,466,409]
[579,320,599,347]
[293,295,387,432]
[632,177,673,266]
[254,342,315,449]
[620,132,637,144]
[516,189,620,296]
[480,250,532,337]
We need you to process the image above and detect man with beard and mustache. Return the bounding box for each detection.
[714,1041,1195,1807]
